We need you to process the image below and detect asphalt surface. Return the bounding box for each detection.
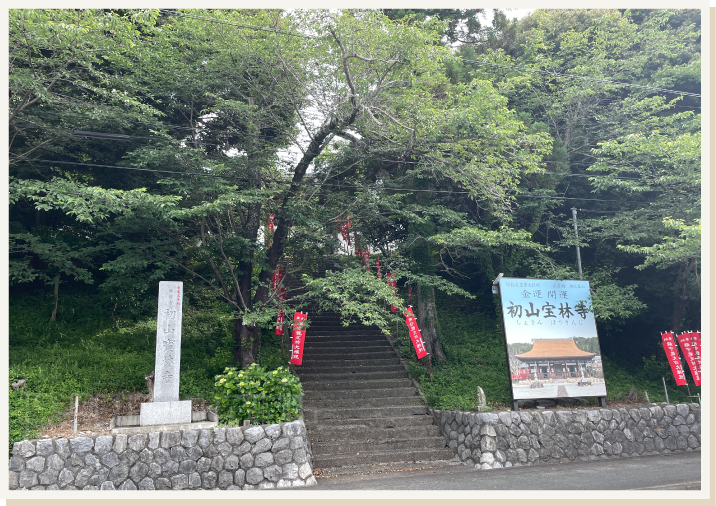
[307,450,701,490]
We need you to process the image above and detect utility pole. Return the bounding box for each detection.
[571,207,583,280]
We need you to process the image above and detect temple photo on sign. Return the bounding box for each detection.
[498,277,607,400]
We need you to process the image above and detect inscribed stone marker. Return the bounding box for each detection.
[139,281,191,426]
[154,281,183,402]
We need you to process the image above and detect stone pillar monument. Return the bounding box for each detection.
[140,281,192,426]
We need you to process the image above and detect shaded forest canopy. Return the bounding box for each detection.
[9,8,700,389]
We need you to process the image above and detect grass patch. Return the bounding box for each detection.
[8,284,237,452]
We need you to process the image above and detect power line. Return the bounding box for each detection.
[462,59,701,98]
[14,158,648,204]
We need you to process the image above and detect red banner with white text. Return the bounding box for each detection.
[405,307,428,359]
[677,332,700,386]
[661,331,686,386]
[290,312,308,365]
[691,331,701,373]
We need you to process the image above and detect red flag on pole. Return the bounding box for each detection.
[387,272,398,312]
[691,331,701,373]
[661,331,686,386]
[408,285,412,303]
[677,332,701,386]
[289,312,307,365]
[405,307,428,359]
[376,258,381,279]
[363,249,370,272]
[267,215,275,248]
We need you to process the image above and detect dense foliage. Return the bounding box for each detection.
[9,8,701,438]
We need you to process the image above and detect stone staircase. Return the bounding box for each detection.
[293,309,456,476]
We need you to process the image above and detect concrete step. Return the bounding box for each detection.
[296,363,405,375]
[312,447,456,470]
[301,350,397,361]
[302,386,417,400]
[303,395,423,409]
[311,436,448,455]
[305,415,436,429]
[307,424,443,442]
[304,404,429,420]
[299,370,407,382]
[302,378,412,391]
[315,459,459,478]
[303,334,387,342]
[298,358,401,368]
[303,343,393,352]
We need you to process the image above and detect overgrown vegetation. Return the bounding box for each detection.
[8,282,282,452]
[393,287,699,411]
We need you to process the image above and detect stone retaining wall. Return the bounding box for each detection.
[433,403,700,469]
[9,420,316,490]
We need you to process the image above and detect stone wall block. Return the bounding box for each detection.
[128,434,147,452]
[26,456,45,473]
[234,469,246,487]
[217,442,232,457]
[112,434,127,454]
[139,477,156,490]
[218,470,233,488]
[213,427,226,443]
[119,449,139,467]
[181,429,199,448]
[202,471,217,488]
[226,427,244,445]
[160,431,181,449]
[148,432,160,449]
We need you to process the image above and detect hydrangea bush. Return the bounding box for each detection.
[211,363,302,425]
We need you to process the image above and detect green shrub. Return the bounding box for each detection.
[211,364,302,425]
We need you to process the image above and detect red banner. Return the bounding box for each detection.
[408,285,411,303]
[405,307,428,359]
[267,215,275,247]
[339,216,351,245]
[662,331,686,385]
[691,331,701,373]
[290,312,307,365]
[363,249,370,271]
[387,272,398,312]
[376,258,381,279]
[677,332,700,386]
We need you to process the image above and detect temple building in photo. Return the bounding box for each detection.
[514,338,600,381]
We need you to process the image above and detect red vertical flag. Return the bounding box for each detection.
[376,258,381,279]
[290,312,307,365]
[408,285,412,303]
[677,332,700,386]
[363,249,370,272]
[691,331,701,373]
[267,215,275,248]
[387,272,398,312]
[661,331,686,386]
[405,307,428,359]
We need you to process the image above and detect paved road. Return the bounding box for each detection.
[308,450,701,490]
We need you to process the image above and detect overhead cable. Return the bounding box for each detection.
[15,158,648,203]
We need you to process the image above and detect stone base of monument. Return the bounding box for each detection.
[139,400,192,426]
[110,409,218,435]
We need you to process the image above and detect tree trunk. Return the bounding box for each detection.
[234,319,261,368]
[49,274,60,322]
[416,284,447,370]
[670,258,694,332]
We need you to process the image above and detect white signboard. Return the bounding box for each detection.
[498,277,607,400]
